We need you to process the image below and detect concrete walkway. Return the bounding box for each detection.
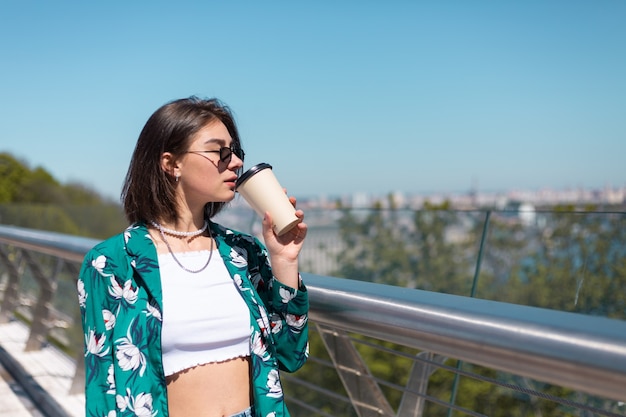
[0,321,84,417]
[0,362,43,417]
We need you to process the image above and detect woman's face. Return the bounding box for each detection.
[175,120,244,206]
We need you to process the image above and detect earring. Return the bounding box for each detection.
[175,174,180,182]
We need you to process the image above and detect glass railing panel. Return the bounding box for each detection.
[476,209,626,320]
[303,208,487,294]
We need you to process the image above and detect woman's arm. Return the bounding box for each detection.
[78,248,117,415]
[261,195,307,289]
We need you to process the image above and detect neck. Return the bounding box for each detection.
[150,219,208,238]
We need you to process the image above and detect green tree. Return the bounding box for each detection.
[0,204,80,234]
[411,201,474,295]
[0,153,29,203]
[334,195,416,287]
[506,207,626,319]
[17,166,63,203]
[472,211,531,301]
[62,181,112,205]
[0,152,126,237]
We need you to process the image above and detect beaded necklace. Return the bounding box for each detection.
[150,221,214,274]
[149,220,208,237]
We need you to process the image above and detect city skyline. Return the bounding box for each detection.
[1,1,624,201]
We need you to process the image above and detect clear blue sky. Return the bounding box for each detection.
[1,1,624,201]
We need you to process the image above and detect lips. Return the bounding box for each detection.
[225,176,238,188]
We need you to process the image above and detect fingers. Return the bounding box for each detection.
[294,222,307,240]
[262,211,274,236]
[263,209,307,242]
[265,188,305,234]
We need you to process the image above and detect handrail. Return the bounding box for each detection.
[0,224,100,264]
[304,273,626,403]
[1,224,626,408]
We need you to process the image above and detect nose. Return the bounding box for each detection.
[229,152,244,172]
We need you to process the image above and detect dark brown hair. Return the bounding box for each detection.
[121,97,242,224]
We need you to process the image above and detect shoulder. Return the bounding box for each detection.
[85,223,152,260]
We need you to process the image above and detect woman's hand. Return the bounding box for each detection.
[262,195,307,288]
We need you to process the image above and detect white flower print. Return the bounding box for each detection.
[102,309,116,330]
[266,369,283,398]
[229,248,248,268]
[106,364,115,394]
[92,255,108,275]
[251,330,268,360]
[115,327,146,376]
[286,313,307,330]
[117,388,157,416]
[107,411,116,417]
[108,277,139,305]
[265,414,276,417]
[256,305,270,338]
[233,274,244,289]
[278,287,295,304]
[85,329,110,357]
[77,279,87,308]
[130,392,157,417]
[145,302,162,321]
[116,390,130,411]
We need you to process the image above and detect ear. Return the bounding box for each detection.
[160,152,180,179]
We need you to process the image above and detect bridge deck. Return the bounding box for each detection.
[0,321,83,417]
[0,362,42,416]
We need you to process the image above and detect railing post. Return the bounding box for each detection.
[0,246,23,323]
[69,350,85,395]
[397,352,447,417]
[22,251,59,352]
[316,323,395,417]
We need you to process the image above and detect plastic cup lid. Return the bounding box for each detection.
[235,163,273,190]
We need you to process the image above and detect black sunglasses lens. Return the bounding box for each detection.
[219,146,244,163]
[220,147,232,162]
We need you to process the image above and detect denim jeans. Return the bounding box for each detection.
[229,406,253,417]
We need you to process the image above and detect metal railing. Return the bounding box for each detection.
[1,223,625,417]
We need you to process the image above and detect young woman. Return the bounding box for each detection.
[77,97,309,417]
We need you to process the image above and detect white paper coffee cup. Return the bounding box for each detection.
[235,163,300,236]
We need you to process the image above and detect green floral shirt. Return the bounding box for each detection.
[77,222,309,417]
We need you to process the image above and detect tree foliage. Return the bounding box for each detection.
[0,152,125,238]
[503,208,626,319]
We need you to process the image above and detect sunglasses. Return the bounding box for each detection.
[186,146,245,164]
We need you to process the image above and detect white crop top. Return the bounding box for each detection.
[159,250,251,377]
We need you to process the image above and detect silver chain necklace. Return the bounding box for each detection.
[153,222,214,274]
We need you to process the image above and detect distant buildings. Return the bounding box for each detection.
[298,185,626,210]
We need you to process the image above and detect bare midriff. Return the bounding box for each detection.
[166,356,252,417]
